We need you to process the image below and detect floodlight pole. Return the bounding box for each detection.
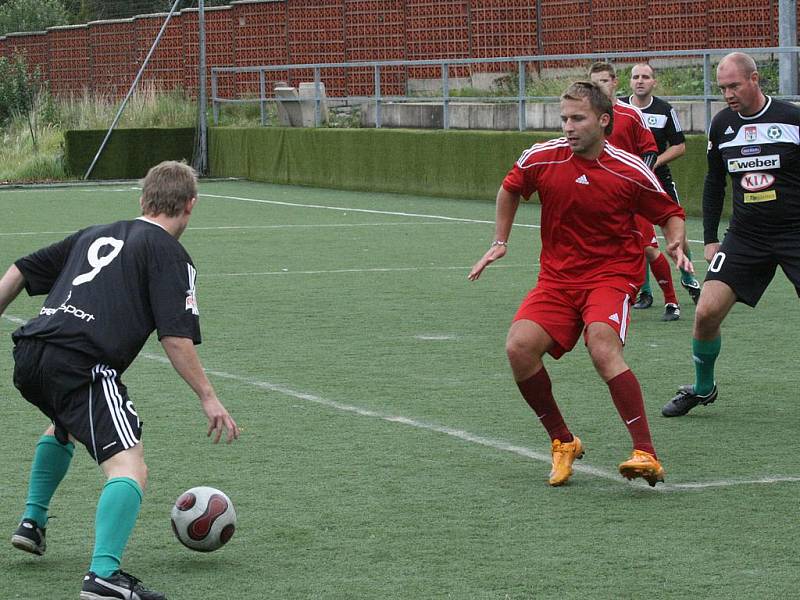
[195,0,209,175]
[83,0,183,180]
[778,0,798,95]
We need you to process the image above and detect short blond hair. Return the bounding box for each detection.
[562,81,614,136]
[140,161,197,217]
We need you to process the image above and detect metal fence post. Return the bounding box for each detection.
[259,69,266,126]
[374,65,382,128]
[211,70,219,125]
[703,52,712,133]
[442,63,449,130]
[314,68,322,127]
[518,60,526,131]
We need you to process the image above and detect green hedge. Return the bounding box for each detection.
[209,127,729,218]
[64,128,195,179]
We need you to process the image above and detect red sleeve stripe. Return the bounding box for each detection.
[602,143,665,192]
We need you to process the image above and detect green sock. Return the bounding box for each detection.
[90,477,143,578]
[640,263,652,295]
[680,247,697,285]
[22,435,75,528]
[693,336,721,396]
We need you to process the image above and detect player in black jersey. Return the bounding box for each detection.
[628,62,702,312]
[663,52,800,417]
[0,161,240,600]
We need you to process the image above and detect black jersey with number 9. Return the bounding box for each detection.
[12,217,201,372]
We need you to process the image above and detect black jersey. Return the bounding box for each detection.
[13,217,201,372]
[703,96,800,243]
[627,95,686,181]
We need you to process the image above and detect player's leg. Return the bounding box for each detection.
[508,287,584,486]
[645,245,681,321]
[12,425,75,555]
[680,238,701,303]
[10,339,76,556]
[69,367,165,600]
[633,261,653,309]
[664,179,701,303]
[583,289,664,486]
[663,233,775,417]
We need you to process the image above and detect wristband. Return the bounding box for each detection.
[491,240,508,247]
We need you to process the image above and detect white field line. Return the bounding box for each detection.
[3,311,796,493]
[204,263,533,277]
[0,187,707,245]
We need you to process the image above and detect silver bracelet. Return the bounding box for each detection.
[491,240,508,247]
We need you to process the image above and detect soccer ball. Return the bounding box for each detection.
[170,486,236,552]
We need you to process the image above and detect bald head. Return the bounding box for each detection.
[716,51,765,116]
[718,52,758,78]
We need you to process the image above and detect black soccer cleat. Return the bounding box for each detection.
[662,303,681,322]
[633,291,653,309]
[662,384,719,417]
[681,279,702,304]
[11,518,46,556]
[80,571,166,600]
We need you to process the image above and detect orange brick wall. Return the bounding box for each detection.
[0,0,786,99]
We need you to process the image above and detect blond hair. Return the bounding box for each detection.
[562,81,614,136]
[140,161,198,217]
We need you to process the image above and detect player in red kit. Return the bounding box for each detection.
[589,62,683,322]
[469,81,692,487]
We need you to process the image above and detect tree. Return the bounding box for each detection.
[0,0,69,35]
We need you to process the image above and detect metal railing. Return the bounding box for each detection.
[210,47,800,131]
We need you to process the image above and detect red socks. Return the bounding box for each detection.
[650,253,678,305]
[516,368,572,443]
[607,369,656,456]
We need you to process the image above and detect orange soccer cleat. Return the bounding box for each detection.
[548,436,584,486]
[619,449,665,487]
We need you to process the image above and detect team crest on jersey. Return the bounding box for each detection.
[767,125,782,140]
[185,264,199,316]
[744,126,757,142]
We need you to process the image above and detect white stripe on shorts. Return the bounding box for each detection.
[95,364,138,449]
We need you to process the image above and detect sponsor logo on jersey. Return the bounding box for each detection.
[39,290,95,323]
[741,146,761,156]
[744,126,757,142]
[740,172,775,192]
[743,190,777,203]
[727,154,780,172]
[575,174,589,185]
[724,126,735,135]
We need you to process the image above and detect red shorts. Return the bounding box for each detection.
[513,285,635,359]
[633,214,659,250]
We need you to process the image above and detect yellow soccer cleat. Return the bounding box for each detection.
[548,436,584,486]
[619,450,665,487]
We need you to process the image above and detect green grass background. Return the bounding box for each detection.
[0,181,798,599]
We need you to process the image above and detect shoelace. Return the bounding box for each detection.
[117,571,142,589]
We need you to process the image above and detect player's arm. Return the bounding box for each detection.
[0,264,26,316]
[702,131,727,261]
[468,185,520,281]
[654,142,685,170]
[160,335,240,443]
[655,107,686,170]
[659,215,693,274]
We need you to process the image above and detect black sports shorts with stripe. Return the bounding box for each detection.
[705,230,800,307]
[12,337,142,464]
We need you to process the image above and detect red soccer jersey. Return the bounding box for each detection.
[608,101,658,155]
[502,138,684,290]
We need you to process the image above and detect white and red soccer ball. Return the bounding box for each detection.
[170,486,236,552]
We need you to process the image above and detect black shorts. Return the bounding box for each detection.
[705,230,800,307]
[656,171,680,205]
[12,338,143,464]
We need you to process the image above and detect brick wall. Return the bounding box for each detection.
[0,0,784,99]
